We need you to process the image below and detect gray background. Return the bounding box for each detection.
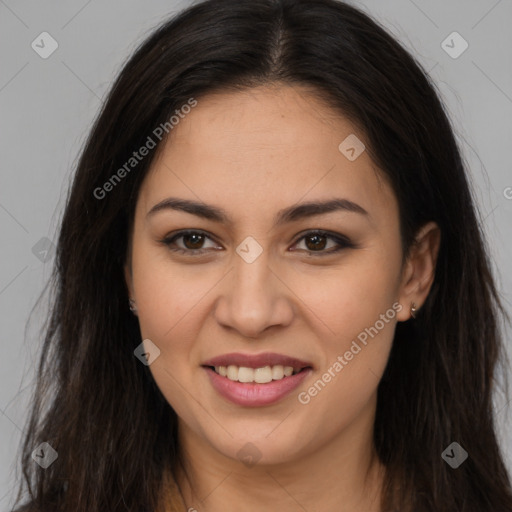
[1,0,511,508]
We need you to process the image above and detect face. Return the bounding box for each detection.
[125,84,413,467]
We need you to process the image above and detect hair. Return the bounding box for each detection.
[11,0,512,511]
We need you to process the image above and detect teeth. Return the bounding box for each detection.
[238,367,255,383]
[271,365,284,380]
[227,365,238,380]
[214,364,301,383]
[254,366,272,383]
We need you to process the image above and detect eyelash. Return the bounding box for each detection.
[159,229,355,257]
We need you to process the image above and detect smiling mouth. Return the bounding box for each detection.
[207,364,309,384]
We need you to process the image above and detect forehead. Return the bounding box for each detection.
[138,85,398,230]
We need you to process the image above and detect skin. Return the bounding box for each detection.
[124,83,440,512]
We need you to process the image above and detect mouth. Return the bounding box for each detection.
[201,352,313,382]
[206,364,308,383]
[201,352,313,406]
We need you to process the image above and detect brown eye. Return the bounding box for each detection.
[161,230,220,255]
[304,233,328,251]
[292,230,354,255]
[181,232,206,250]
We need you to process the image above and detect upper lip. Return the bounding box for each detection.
[202,352,313,369]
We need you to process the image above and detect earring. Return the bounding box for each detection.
[410,302,417,319]
[129,298,137,314]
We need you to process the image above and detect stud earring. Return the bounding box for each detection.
[410,302,417,319]
[129,298,137,314]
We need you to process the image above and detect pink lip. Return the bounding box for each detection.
[204,366,312,407]
[202,352,313,369]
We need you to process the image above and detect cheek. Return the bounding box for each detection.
[296,300,397,437]
[302,273,397,377]
[131,243,218,340]
[130,251,214,422]
[290,251,400,414]
[129,249,210,398]
[289,252,401,341]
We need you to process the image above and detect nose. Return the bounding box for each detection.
[213,249,294,339]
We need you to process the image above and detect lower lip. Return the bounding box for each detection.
[204,367,312,407]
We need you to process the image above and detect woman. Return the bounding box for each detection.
[13,0,512,511]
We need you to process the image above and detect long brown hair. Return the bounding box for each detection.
[12,1,512,511]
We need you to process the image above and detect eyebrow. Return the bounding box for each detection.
[147,196,369,226]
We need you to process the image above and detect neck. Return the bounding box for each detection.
[167,395,385,512]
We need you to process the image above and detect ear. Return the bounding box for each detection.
[396,221,441,322]
[124,254,134,299]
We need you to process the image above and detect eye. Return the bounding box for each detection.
[291,230,355,255]
[160,229,354,257]
[160,230,221,256]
